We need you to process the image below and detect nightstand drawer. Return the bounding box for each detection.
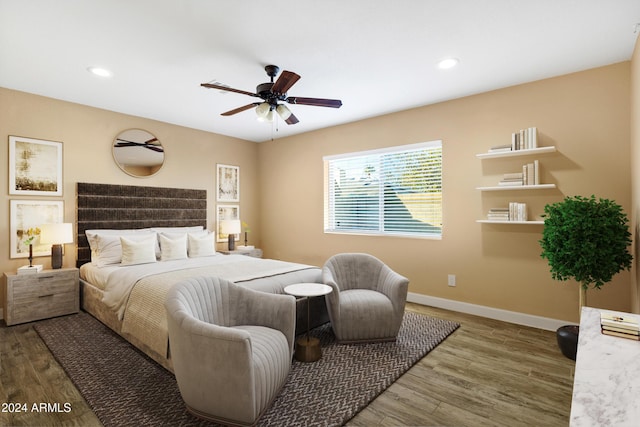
[10,292,78,325]
[11,271,77,301]
[3,268,79,326]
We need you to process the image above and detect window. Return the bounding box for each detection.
[324,140,442,238]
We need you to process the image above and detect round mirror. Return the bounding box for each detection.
[113,129,164,177]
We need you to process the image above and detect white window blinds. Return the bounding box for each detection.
[324,141,442,238]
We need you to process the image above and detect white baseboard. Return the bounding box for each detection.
[407,292,572,331]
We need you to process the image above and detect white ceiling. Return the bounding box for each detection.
[1,0,639,143]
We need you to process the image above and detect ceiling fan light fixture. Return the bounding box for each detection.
[276,104,292,120]
[255,102,271,118]
[258,109,274,122]
[437,57,459,70]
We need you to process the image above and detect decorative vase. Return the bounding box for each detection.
[28,244,33,267]
[556,325,579,360]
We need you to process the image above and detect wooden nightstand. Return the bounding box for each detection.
[3,267,79,326]
[219,248,263,258]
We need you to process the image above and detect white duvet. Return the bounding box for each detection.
[80,254,316,319]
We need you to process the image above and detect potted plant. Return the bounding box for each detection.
[539,195,632,360]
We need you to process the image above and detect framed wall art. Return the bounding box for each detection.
[217,163,239,202]
[10,200,64,259]
[216,204,240,242]
[9,135,63,196]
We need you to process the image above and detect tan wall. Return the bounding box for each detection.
[258,62,632,323]
[0,88,260,310]
[631,33,640,314]
[1,61,633,324]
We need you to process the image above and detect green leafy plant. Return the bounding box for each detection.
[540,195,632,291]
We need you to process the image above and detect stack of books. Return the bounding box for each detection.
[486,203,527,221]
[511,127,538,151]
[17,264,43,275]
[509,202,527,221]
[600,311,640,340]
[487,208,509,221]
[497,160,540,186]
[499,172,524,186]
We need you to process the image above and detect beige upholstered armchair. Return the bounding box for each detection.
[323,253,409,343]
[165,276,296,426]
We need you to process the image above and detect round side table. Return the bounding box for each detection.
[284,283,332,362]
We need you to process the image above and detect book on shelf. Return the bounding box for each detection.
[522,160,540,185]
[17,264,43,274]
[495,160,542,187]
[498,179,523,186]
[503,172,523,180]
[509,202,527,221]
[488,144,512,153]
[511,127,537,151]
[486,204,527,221]
[487,207,510,221]
[601,328,640,341]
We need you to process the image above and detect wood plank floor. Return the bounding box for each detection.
[0,303,574,426]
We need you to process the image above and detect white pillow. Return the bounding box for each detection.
[86,229,153,265]
[188,232,216,258]
[94,233,156,267]
[159,233,188,261]
[120,235,157,266]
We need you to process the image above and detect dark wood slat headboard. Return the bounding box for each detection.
[76,182,207,267]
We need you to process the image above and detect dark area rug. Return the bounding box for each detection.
[34,311,459,426]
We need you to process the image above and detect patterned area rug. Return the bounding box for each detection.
[35,311,458,426]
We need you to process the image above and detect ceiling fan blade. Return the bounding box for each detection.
[201,83,260,98]
[221,103,260,116]
[271,70,300,94]
[287,97,342,108]
[285,112,299,125]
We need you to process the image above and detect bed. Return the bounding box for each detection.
[76,182,328,371]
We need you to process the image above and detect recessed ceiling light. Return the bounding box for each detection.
[87,66,113,78]
[437,58,459,70]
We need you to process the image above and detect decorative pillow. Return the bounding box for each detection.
[86,229,153,265]
[94,233,156,267]
[120,235,157,266]
[188,232,216,258]
[159,233,188,261]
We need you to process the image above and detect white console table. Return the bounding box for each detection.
[570,307,640,426]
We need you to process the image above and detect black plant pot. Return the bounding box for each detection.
[556,325,579,360]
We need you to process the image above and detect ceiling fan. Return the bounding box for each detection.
[114,137,164,153]
[201,65,342,125]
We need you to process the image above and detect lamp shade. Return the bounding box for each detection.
[39,223,74,244]
[219,219,241,235]
[255,102,271,118]
[276,104,292,120]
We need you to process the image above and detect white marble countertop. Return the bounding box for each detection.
[570,307,640,426]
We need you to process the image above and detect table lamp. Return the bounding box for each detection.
[219,219,241,251]
[39,223,74,269]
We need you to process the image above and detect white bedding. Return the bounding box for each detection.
[80,254,318,319]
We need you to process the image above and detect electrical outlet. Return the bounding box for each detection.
[448,274,456,287]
